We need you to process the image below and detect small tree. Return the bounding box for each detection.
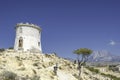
[0,48,5,52]
[9,47,14,49]
[73,48,93,80]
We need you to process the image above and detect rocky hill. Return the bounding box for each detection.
[0,50,114,80]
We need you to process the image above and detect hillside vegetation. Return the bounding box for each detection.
[0,50,118,80]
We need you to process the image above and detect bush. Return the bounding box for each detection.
[31,75,40,80]
[86,66,120,80]
[0,48,5,52]
[86,66,99,73]
[45,54,51,58]
[18,67,26,71]
[9,47,13,49]
[108,65,119,72]
[49,62,54,66]
[18,61,23,66]
[0,71,17,80]
[42,64,46,68]
[84,72,88,75]
[59,66,62,70]
[101,73,120,80]
[33,62,39,66]
[73,73,79,79]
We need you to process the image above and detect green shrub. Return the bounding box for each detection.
[101,73,120,80]
[32,69,37,74]
[86,66,99,73]
[108,65,119,72]
[49,62,54,66]
[0,71,17,80]
[18,61,23,66]
[9,47,13,49]
[50,76,54,79]
[18,67,26,71]
[31,75,40,80]
[42,64,46,68]
[0,48,5,52]
[33,62,39,66]
[73,73,79,79]
[59,66,62,70]
[45,54,51,58]
[84,72,88,75]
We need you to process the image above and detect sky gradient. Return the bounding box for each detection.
[0,0,120,58]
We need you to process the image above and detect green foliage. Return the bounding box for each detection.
[32,69,37,74]
[108,65,119,72]
[31,75,40,80]
[42,64,46,68]
[73,48,93,63]
[86,66,99,74]
[59,66,62,70]
[86,66,120,80]
[73,73,79,79]
[0,48,5,52]
[18,67,26,71]
[9,47,13,49]
[101,73,120,80]
[84,72,88,75]
[73,48,93,56]
[18,61,23,66]
[0,71,17,80]
[0,71,41,80]
[45,54,52,58]
[33,62,39,66]
[73,48,93,80]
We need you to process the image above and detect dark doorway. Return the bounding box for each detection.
[18,37,23,48]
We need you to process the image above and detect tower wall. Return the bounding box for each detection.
[14,23,42,52]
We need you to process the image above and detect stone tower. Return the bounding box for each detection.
[14,22,42,53]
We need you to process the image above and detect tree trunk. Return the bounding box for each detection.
[78,63,82,80]
[78,68,81,80]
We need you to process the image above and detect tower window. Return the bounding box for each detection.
[38,42,40,46]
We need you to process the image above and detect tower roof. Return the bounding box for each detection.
[16,22,41,31]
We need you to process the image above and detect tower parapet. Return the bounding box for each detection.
[16,22,41,31]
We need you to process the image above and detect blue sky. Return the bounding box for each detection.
[0,0,120,58]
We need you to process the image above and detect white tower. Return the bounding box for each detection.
[14,22,42,53]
